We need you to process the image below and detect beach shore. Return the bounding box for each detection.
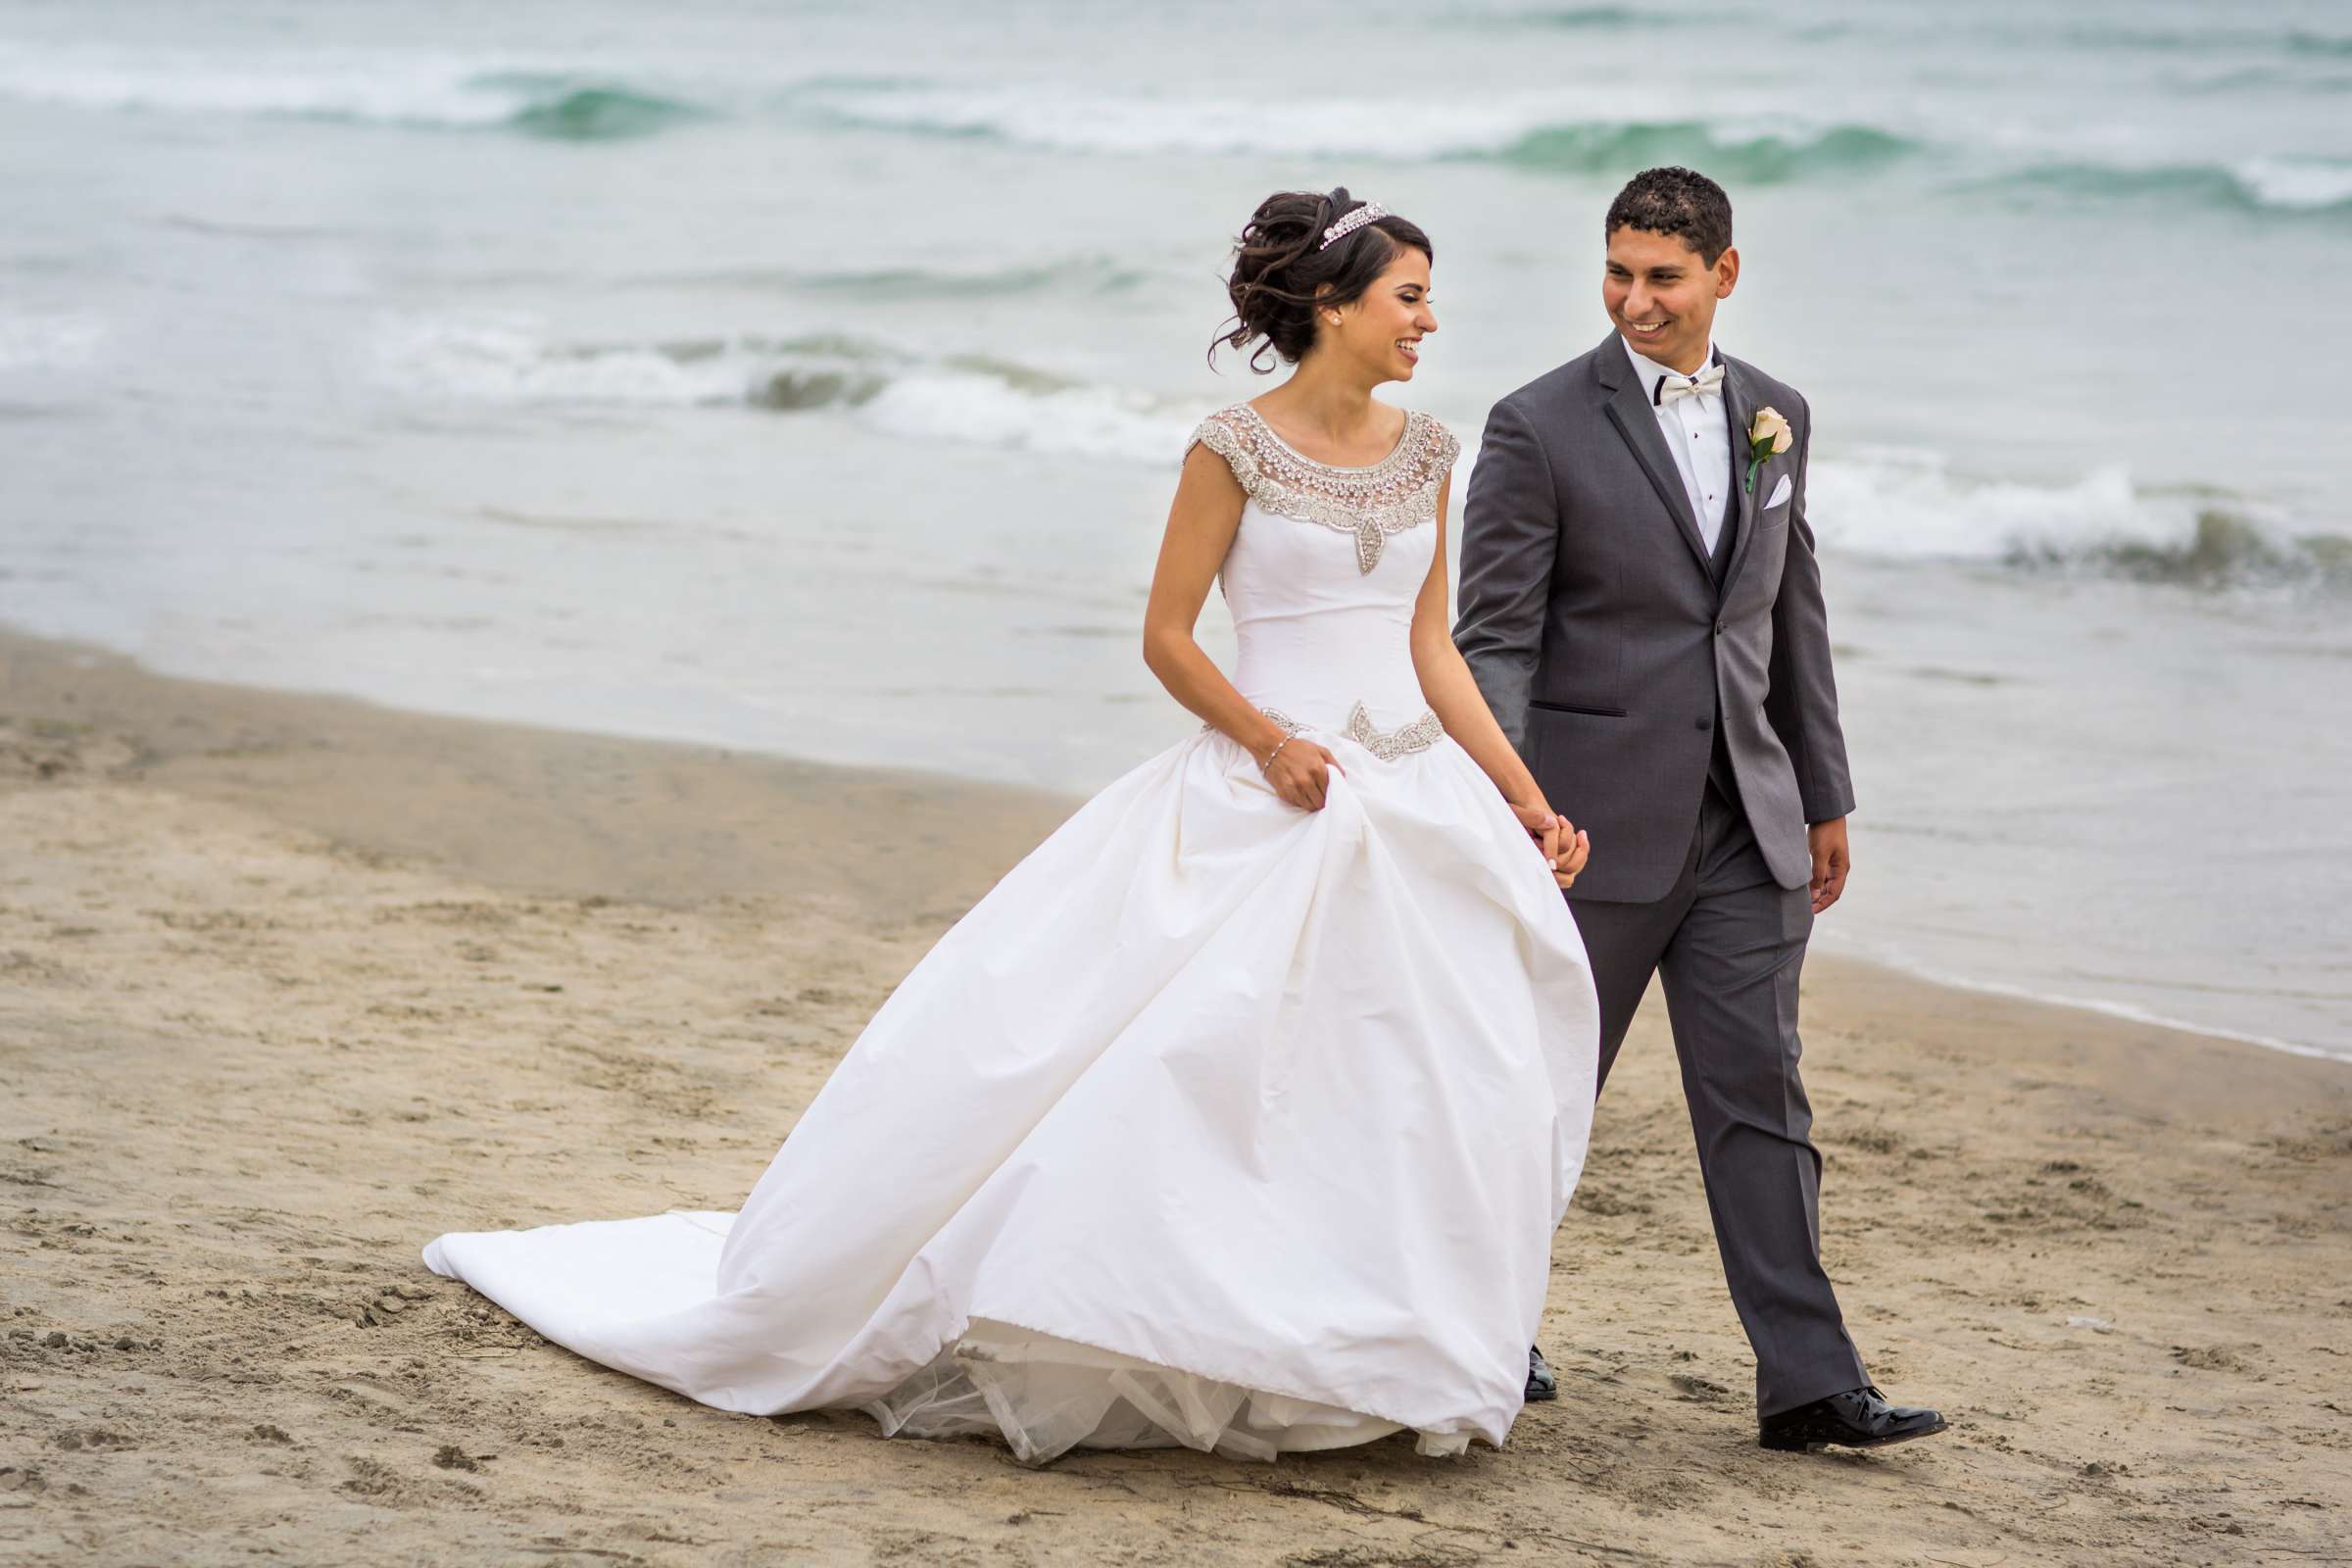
[2,627,2345,1567]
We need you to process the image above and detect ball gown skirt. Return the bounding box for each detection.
[425,405,1601,1462]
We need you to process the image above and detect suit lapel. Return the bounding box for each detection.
[1718,355,1766,598]
[1593,335,1715,581]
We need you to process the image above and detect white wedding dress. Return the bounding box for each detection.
[424,404,1601,1462]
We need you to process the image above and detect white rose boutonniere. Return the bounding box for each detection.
[1745,407,1792,495]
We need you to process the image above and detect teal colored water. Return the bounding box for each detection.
[0,0,2345,1055]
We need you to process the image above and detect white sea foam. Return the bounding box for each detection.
[367,317,760,405]
[2230,157,2352,211]
[367,318,2269,564]
[802,84,1586,159]
[1803,447,2199,563]
[366,315,1195,461]
[0,42,709,137]
[0,43,1887,171]
[859,373,1191,466]
[4,41,2343,223]
[0,309,108,372]
[0,43,522,124]
[797,81,1908,172]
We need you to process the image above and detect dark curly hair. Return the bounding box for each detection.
[1211,187,1434,373]
[1605,167,1733,265]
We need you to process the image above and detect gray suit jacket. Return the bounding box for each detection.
[1453,330,1853,905]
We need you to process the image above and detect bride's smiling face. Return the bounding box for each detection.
[1321,247,1437,383]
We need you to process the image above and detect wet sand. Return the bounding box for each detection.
[2,628,2345,1566]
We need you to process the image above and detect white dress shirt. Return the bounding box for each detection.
[1621,336,1732,555]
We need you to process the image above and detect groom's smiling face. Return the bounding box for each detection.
[1603,226,1740,374]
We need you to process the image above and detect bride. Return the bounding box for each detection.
[424,188,1603,1463]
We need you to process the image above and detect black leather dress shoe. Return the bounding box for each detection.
[1758,1386,1946,1451]
[1525,1346,1557,1402]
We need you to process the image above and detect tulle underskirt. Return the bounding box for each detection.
[865,1318,1464,1463]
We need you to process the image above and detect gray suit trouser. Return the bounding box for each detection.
[1568,774,1870,1417]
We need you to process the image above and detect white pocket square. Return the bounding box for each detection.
[1763,472,1792,511]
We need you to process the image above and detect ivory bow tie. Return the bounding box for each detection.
[1654,364,1725,406]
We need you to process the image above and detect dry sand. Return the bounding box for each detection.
[2,628,2346,1567]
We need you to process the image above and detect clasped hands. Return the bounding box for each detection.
[1511,799,1591,889]
[1259,738,1590,889]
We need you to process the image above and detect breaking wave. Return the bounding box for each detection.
[2,44,2341,221]
[1998,157,2352,217]
[0,48,711,140]
[365,322,2351,588]
[796,83,1920,182]
[1805,447,2349,590]
[365,317,1194,465]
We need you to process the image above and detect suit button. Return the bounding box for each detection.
[1714,620,1727,636]
[1694,716,1712,731]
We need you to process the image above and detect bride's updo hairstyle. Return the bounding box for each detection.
[1213,187,1433,372]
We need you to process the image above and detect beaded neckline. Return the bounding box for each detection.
[1187,404,1459,574]
[1230,403,1415,475]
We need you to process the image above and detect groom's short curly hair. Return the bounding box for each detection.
[1606,167,1733,265]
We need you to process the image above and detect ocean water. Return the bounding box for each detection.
[1,0,2346,1058]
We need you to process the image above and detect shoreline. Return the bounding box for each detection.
[5,622,2349,1565]
[1816,956,2351,1067]
[7,623,2336,1070]
[0,626,1077,916]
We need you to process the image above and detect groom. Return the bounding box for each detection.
[1455,167,1944,1452]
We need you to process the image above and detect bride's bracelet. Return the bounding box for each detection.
[1259,735,1295,774]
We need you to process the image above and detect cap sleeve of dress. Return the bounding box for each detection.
[1426,416,1461,478]
[1185,409,1267,503]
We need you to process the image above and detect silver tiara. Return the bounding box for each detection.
[1318,202,1388,251]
